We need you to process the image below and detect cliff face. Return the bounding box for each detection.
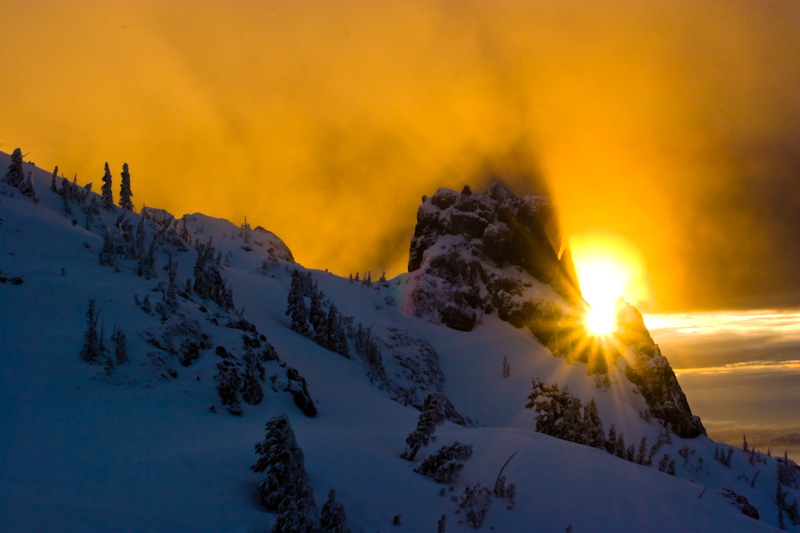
[406,183,579,332]
[406,183,705,439]
[616,300,706,438]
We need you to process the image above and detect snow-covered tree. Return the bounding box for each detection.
[402,393,446,461]
[101,162,114,209]
[414,441,473,483]
[113,326,128,365]
[81,299,102,363]
[99,227,116,266]
[286,270,311,337]
[615,432,626,459]
[526,380,586,443]
[333,314,349,358]
[119,163,134,211]
[637,436,649,465]
[19,171,38,202]
[581,398,605,449]
[241,351,265,406]
[308,289,326,337]
[251,414,319,532]
[2,148,23,188]
[606,424,617,454]
[788,497,799,526]
[320,489,350,533]
[354,323,386,384]
[193,238,234,311]
[50,166,58,192]
[215,360,242,416]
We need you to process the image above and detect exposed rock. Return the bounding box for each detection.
[616,300,705,438]
[406,182,704,439]
[371,326,470,426]
[406,183,580,333]
[285,367,318,418]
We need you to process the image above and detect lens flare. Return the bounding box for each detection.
[569,231,648,335]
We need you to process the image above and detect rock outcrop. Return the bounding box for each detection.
[616,300,706,438]
[406,183,579,332]
[405,182,705,439]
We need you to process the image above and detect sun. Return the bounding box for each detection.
[585,299,618,336]
[568,232,647,336]
[579,258,624,336]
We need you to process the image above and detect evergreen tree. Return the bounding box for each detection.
[658,453,671,473]
[99,227,116,266]
[414,441,473,483]
[320,489,350,533]
[139,234,157,279]
[581,398,605,449]
[606,424,617,454]
[667,459,676,475]
[50,166,59,192]
[354,322,365,354]
[286,270,311,337]
[100,162,114,209]
[251,414,319,531]
[215,360,243,416]
[81,299,101,363]
[402,393,446,461]
[241,351,265,406]
[119,163,134,211]
[358,326,387,383]
[317,304,335,350]
[333,315,350,358]
[637,436,648,465]
[113,326,128,365]
[615,433,626,459]
[309,290,326,338]
[19,171,38,202]
[789,497,799,526]
[2,148,23,188]
[193,238,234,310]
[60,179,73,215]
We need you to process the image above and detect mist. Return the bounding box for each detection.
[3,0,800,311]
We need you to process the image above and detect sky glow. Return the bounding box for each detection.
[3,0,800,312]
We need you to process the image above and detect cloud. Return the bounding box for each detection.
[3,0,800,311]
[646,310,800,369]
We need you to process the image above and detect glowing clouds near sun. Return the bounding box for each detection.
[3,0,800,311]
[569,232,649,335]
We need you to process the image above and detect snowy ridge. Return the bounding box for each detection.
[2,150,798,532]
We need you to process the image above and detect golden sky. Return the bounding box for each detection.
[3,0,800,311]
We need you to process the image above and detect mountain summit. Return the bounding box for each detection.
[406,183,579,332]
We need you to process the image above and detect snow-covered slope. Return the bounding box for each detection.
[1,151,797,532]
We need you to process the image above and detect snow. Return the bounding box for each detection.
[1,152,795,531]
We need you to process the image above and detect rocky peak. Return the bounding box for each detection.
[615,299,706,438]
[405,183,579,332]
[405,183,705,439]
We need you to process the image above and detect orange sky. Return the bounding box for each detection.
[3,0,800,312]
